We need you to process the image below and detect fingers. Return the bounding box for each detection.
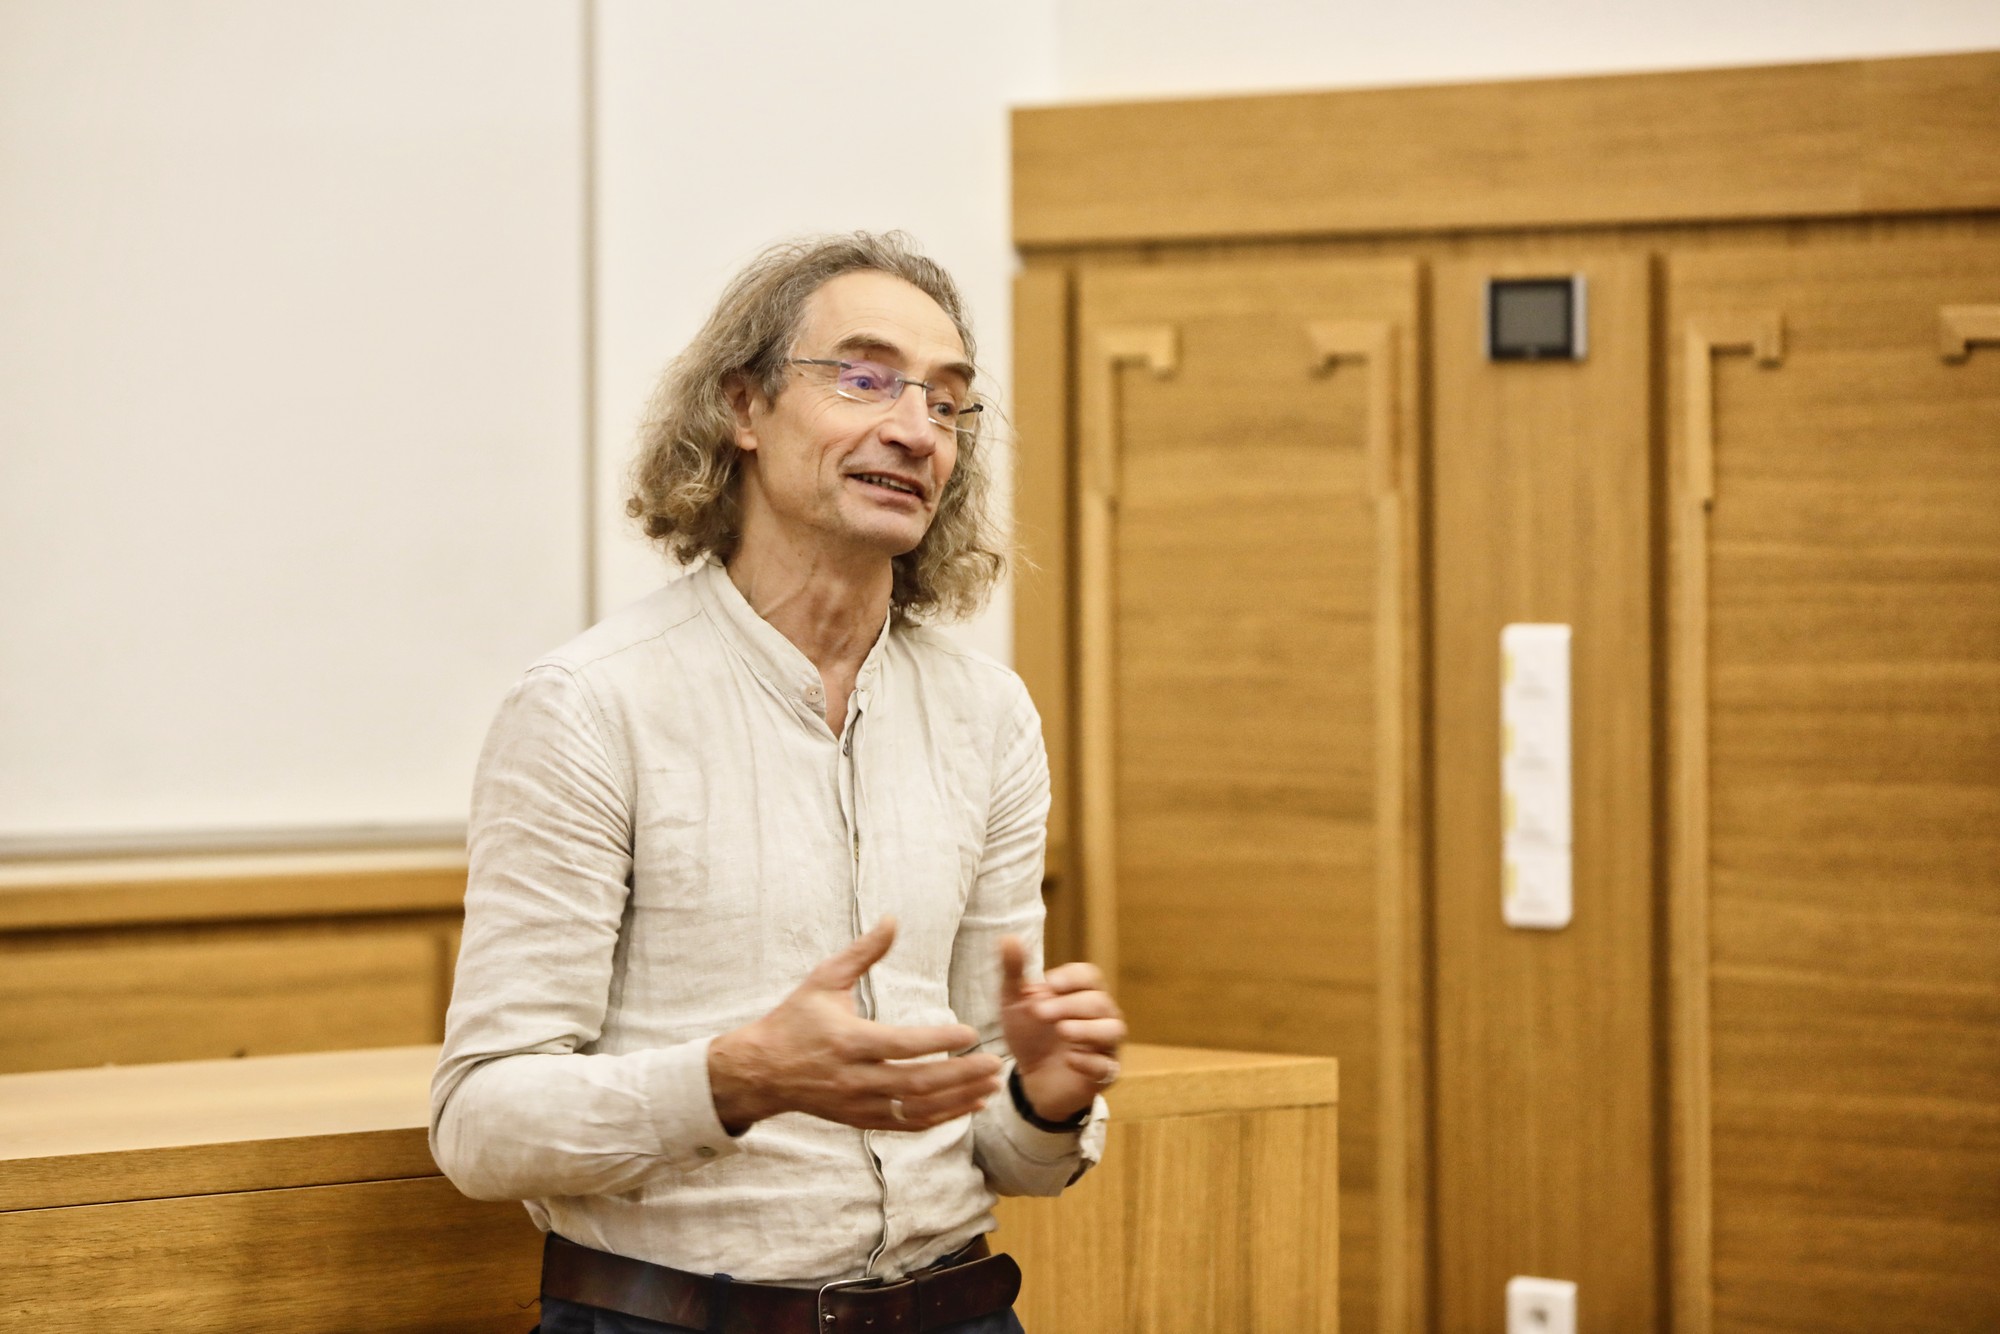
[997,934,1030,1007]
[1063,1048,1122,1087]
[1042,960,1107,995]
[882,1082,994,1129]
[1024,988,1120,1040]
[806,917,898,992]
[881,1052,1005,1098]
[849,1018,980,1062]
[1052,1016,1126,1050]
[1034,986,1119,1017]
[850,1053,1005,1132]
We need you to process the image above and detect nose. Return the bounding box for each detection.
[879,381,938,457]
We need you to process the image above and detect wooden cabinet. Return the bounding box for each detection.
[1013,52,2000,1334]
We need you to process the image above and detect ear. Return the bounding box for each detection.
[723,373,762,454]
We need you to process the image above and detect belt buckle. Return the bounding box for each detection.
[814,1274,884,1331]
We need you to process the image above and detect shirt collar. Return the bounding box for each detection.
[691,561,893,711]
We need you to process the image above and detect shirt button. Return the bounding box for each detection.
[696,1145,717,1160]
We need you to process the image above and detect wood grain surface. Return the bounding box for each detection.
[1014,52,2000,247]
[1011,267,1081,963]
[999,1103,1340,1334]
[0,850,466,1075]
[1073,258,1422,1334]
[1013,51,2000,1334]
[0,847,467,930]
[0,1045,441,1210]
[1428,254,1659,1332]
[0,1043,1332,1203]
[0,923,452,1075]
[0,1175,543,1333]
[2,1043,1338,1333]
[1668,239,2000,1332]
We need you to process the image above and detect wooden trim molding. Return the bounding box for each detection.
[1076,323,1180,989]
[1012,268,1078,954]
[1941,304,2000,361]
[0,848,468,932]
[1669,310,1786,1334]
[1681,314,1785,507]
[1307,320,1399,498]
[1311,315,1429,1331]
[1014,51,2000,247]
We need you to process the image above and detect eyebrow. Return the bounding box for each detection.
[828,334,976,388]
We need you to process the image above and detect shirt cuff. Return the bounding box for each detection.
[994,1060,1109,1165]
[642,1035,743,1168]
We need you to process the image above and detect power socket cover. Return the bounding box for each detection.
[1506,1275,1577,1334]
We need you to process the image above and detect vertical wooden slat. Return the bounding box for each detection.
[1309,316,1429,1333]
[1074,322,1179,989]
[1667,310,1786,1334]
[1011,267,1079,962]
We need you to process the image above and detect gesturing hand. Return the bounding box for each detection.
[999,936,1126,1125]
[707,917,1004,1135]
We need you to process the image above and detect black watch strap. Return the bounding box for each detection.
[1008,1066,1091,1132]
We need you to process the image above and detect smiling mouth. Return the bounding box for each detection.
[850,472,926,500]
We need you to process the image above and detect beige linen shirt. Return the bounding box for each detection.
[430,561,1106,1286]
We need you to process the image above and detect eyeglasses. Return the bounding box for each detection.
[787,358,983,435]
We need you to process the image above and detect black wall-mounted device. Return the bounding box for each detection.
[1486,276,1587,361]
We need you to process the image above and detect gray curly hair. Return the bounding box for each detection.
[625,232,1005,623]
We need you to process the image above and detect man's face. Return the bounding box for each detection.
[732,270,968,566]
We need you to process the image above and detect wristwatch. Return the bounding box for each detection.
[1008,1066,1092,1132]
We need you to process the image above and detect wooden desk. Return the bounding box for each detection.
[999,1046,1341,1333]
[0,1043,1337,1333]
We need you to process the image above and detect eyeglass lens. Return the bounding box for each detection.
[832,360,969,428]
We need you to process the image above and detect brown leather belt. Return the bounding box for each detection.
[540,1232,1022,1334]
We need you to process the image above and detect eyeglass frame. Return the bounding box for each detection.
[785,357,985,435]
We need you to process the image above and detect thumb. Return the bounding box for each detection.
[809,916,898,992]
[998,934,1030,1006]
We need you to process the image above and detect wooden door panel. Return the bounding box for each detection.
[1668,240,2000,1332]
[1075,258,1422,1334]
[1429,254,1659,1334]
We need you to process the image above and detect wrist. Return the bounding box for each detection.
[707,1026,777,1135]
[1009,1066,1091,1132]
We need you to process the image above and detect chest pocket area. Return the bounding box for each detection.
[862,754,986,927]
[630,766,726,922]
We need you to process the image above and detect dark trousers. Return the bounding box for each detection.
[535,1293,1026,1334]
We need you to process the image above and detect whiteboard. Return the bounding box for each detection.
[0,1,587,846]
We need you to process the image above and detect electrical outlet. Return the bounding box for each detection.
[1507,1276,1577,1334]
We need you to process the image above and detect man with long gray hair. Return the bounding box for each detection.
[431,232,1122,1333]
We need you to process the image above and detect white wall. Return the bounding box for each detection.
[0,1,585,844]
[1049,0,2000,101]
[5,1,1995,845]
[590,0,1059,666]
